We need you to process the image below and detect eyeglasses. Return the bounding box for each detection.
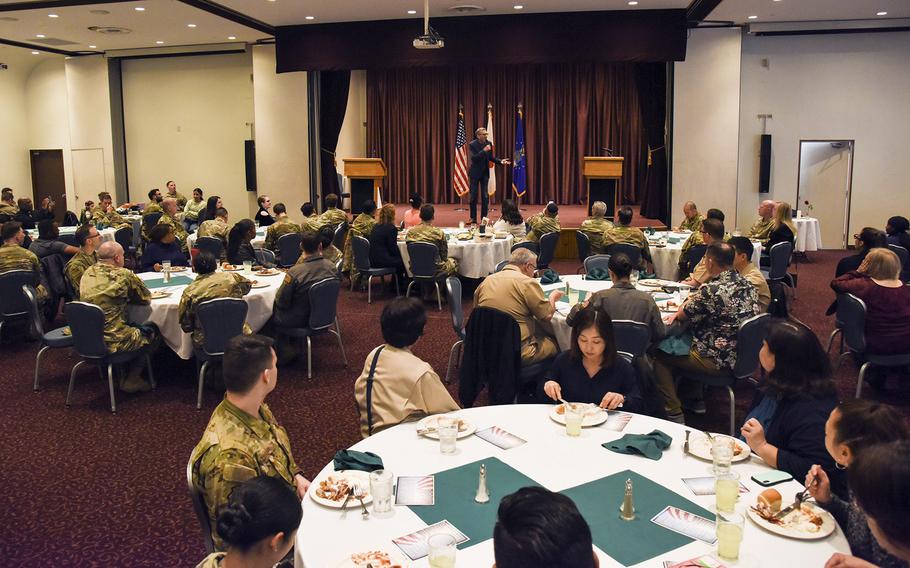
[853,234,860,240]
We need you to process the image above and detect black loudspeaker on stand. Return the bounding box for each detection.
[758,134,771,194]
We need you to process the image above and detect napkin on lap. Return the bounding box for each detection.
[333,449,384,472]
[603,430,672,460]
[540,269,561,284]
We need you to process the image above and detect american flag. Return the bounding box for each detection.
[453,107,469,197]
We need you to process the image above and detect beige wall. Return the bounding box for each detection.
[26,58,74,207]
[336,69,368,205]
[0,48,32,197]
[121,51,256,221]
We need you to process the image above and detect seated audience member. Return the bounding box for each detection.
[0,221,46,302]
[885,215,910,250]
[65,224,100,297]
[315,193,347,230]
[342,200,378,278]
[311,225,342,266]
[190,334,310,550]
[676,201,703,232]
[579,201,614,255]
[299,202,318,233]
[91,192,129,229]
[492,198,527,239]
[543,306,643,412]
[403,193,422,229]
[474,248,562,364]
[80,241,158,393]
[165,180,187,208]
[807,400,910,568]
[682,218,726,287]
[678,208,724,277]
[748,199,776,244]
[271,231,338,328]
[263,203,301,252]
[836,227,887,276]
[0,188,17,217]
[525,202,560,244]
[405,204,458,278]
[183,187,206,232]
[255,196,274,228]
[493,486,598,568]
[654,243,759,422]
[831,248,910,356]
[368,204,406,279]
[144,189,164,215]
[567,253,665,342]
[764,200,797,254]
[729,236,771,312]
[14,198,36,230]
[740,321,842,496]
[33,196,56,222]
[197,195,221,225]
[140,224,189,273]
[178,251,252,349]
[227,219,260,267]
[354,297,459,438]
[158,197,189,250]
[602,205,652,270]
[195,475,302,568]
[29,219,78,259]
[78,200,95,225]
[198,207,230,250]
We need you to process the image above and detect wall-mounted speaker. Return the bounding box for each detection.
[758,134,771,194]
[244,140,257,192]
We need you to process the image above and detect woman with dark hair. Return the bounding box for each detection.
[195,475,302,568]
[740,320,842,496]
[369,203,406,280]
[885,216,910,250]
[493,199,526,239]
[140,223,189,272]
[805,400,910,568]
[199,195,222,225]
[354,297,459,438]
[542,306,643,412]
[836,227,888,277]
[227,219,260,266]
[403,192,422,228]
[183,187,205,232]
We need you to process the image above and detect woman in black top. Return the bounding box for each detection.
[848,442,910,564]
[837,227,887,276]
[369,204,406,274]
[255,195,275,227]
[198,195,221,224]
[542,306,643,412]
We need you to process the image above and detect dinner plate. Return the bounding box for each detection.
[686,432,751,462]
[549,403,609,427]
[334,550,409,567]
[309,470,373,508]
[166,266,188,272]
[221,265,243,272]
[416,414,477,439]
[254,269,280,276]
[746,502,836,540]
[150,291,171,299]
[638,278,674,288]
[249,280,270,289]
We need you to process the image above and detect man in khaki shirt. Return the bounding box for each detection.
[730,236,771,312]
[682,218,726,287]
[474,248,564,363]
[355,297,459,438]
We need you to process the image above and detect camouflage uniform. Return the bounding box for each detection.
[679,213,704,233]
[168,191,188,208]
[190,398,302,550]
[748,217,774,244]
[91,207,129,229]
[342,212,377,276]
[197,218,230,250]
[178,272,253,349]
[0,203,18,217]
[263,217,302,252]
[194,552,225,568]
[143,203,163,216]
[157,213,189,252]
[525,213,561,244]
[300,213,319,234]
[603,225,652,267]
[314,207,348,231]
[579,216,614,255]
[64,250,98,298]
[406,222,458,277]
[79,263,153,352]
[0,243,47,301]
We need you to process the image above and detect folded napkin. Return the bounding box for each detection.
[657,333,692,356]
[540,269,561,284]
[333,449,384,472]
[603,430,672,460]
[586,267,611,281]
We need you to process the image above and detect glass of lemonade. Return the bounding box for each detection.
[711,437,734,475]
[428,533,457,568]
[437,416,458,454]
[716,512,745,560]
[567,287,580,305]
[715,471,740,513]
[369,469,394,515]
[565,404,584,437]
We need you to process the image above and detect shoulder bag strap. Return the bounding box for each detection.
[365,345,385,436]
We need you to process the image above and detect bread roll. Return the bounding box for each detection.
[757,488,782,515]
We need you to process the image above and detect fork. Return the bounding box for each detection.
[353,484,369,519]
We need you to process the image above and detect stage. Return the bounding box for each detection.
[389,203,666,230]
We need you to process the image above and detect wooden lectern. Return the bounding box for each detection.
[583,157,623,218]
[343,158,386,214]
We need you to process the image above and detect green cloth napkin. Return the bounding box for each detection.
[144,275,194,289]
[604,429,672,460]
[540,269,561,284]
[333,449,384,472]
[586,267,611,281]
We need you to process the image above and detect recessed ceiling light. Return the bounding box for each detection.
[876,11,888,16]
[135,6,145,11]
[628,1,638,5]
[305,15,315,20]
[187,23,197,27]
[36,34,46,38]
[89,45,97,48]
[747,15,758,19]
[228,36,236,40]
[407,10,417,14]
[268,0,277,2]
[48,14,59,18]
[31,51,40,55]
[514,4,524,9]
[155,40,164,44]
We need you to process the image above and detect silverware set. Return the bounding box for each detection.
[340,484,370,519]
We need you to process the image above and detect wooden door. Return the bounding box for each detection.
[29,149,67,222]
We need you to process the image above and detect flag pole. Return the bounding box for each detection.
[486,102,497,212]
[515,102,527,210]
[453,103,468,211]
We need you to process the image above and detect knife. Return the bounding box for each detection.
[773,499,801,520]
[683,429,691,455]
[339,487,353,519]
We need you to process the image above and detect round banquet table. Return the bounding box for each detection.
[294,405,849,567]
[186,227,267,250]
[127,269,284,359]
[398,230,513,279]
[647,232,762,281]
[29,225,119,244]
[793,217,822,252]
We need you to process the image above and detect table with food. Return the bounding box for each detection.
[397,227,513,279]
[645,231,762,281]
[295,405,848,567]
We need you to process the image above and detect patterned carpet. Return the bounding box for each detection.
[1,250,908,567]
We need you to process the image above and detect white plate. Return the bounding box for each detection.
[416,414,476,439]
[165,266,188,272]
[254,269,280,277]
[746,502,836,540]
[221,265,244,272]
[687,433,751,462]
[638,278,673,288]
[309,470,373,508]
[149,291,171,299]
[335,550,409,567]
[249,280,270,289]
[549,403,609,427]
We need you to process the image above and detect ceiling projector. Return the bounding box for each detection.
[413,30,445,49]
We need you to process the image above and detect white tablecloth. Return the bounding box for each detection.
[794,217,822,252]
[398,230,513,279]
[186,228,267,250]
[295,405,849,568]
[646,232,762,281]
[127,269,283,359]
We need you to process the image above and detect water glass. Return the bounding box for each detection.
[565,404,584,437]
[679,284,692,298]
[712,437,734,475]
[715,471,740,513]
[567,287,580,305]
[458,221,465,229]
[437,416,458,454]
[369,469,394,514]
[427,533,457,568]
[162,260,171,273]
[629,270,640,287]
[716,512,745,560]
[243,260,253,275]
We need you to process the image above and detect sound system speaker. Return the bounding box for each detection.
[245,140,257,192]
[758,134,771,194]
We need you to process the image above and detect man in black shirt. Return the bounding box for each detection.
[467,127,511,225]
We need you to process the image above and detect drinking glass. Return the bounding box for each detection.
[243,260,253,275]
[369,469,393,514]
[716,512,745,560]
[629,270,640,288]
[712,437,734,475]
[427,533,457,568]
[679,284,692,298]
[715,471,740,513]
[458,221,465,230]
[162,260,171,273]
[437,416,458,454]
[567,287,580,305]
[565,404,584,437]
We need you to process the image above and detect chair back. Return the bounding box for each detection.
[142,212,163,231]
[887,244,910,282]
[276,233,303,267]
[333,221,349,251]
[836,293,867,355]
[583,254,611,275]
[254,248,276,266]
[186,454,216,555]
[767,242,793,281]
[195,236,223,259]
[58,234,78,247]
[537,232,559,268]
[605,243,641,267]
[40,253,68,298]
[64,301,109,359]
[21,285,46,338]
[197,298,248,356]
[459,306,523,407]
[445,276,464,337]
[510,241,539,255]
[575,231,591,262]
[406,241,440,279]
[307,277,341,331]
[731,313,771,379]
[351,235,373,272]
[0,270,34,317]
[114,227,133,251]
[687,244,708,274]
[494,259,509,273]
[612,320,651,358]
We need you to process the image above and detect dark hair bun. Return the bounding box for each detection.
[217,503,253,545]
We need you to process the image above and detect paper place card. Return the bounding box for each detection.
[394,476,435,506]
[651,506,717,545]
[665,554,728,568]
[603,411,634,432]
[475,426,528,450]
[392,520,470,561]
[682,477,750,496]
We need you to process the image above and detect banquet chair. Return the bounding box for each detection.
[575,231,591,273]
[511,241,539,255]
[195,236,223,259]
[276,232,303,268]
[405,242,444,311]
[583,254,611,276]
[65,301,156,413]
[114,227,137,265]
[273,277,347,379]
[494,260,509,273]
[142,212,162,241]
[185,455,215,555]
[612,320,651,359]
[40,253,69,313]
[685,244,708,276]
[832,293,910,398]
[194,298,248,409]
[254,248,276,266]
[0,269,34,341]
[678,313,770,435]
[333,221,349,251]
[444,277,466,384]
[887,244,909,283]
[23,285,74,392]
[605,243,641,269]
[761,242,795,289]
[537,232,559,270]
[351,235,398,303]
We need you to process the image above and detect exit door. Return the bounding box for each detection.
[29,149,67,222]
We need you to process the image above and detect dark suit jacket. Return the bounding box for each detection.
[468,138,502,180]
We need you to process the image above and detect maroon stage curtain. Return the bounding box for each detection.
[366,63,657,207]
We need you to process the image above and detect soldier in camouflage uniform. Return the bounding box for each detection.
[158,198,189,252]
[299,226,342,268]
[79,241,158,392]
[678,208,727,277]
[525,202,561,244]
[299,202,319,234]
[263,203,301,252]
[0,221,47,303]
[342,200,377,281]
[603,206,653,270]
[677,201,704,233]
[0,189,17,218]
[314,193,348,230]
[178,251,252,349]
[579,201,614,255]
[748,200,776,244]
[65,224,101,298]
[405,204,458,277]
[190,334,309,550]
[143,189,164,216]
[91,193,129,229]
[197,207,230,255]
[165,180,187,208]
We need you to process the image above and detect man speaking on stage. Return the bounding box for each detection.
[468,127,511,225]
